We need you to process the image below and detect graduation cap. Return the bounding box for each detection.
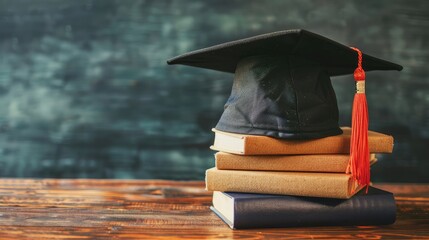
[167,29,402,188]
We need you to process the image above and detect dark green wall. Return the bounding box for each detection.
[0,0,428,181]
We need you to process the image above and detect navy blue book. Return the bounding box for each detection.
[211,187,396,229]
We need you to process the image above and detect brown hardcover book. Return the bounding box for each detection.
[210,127,394,155]
[205,168,363,199]
[215,152,377,173]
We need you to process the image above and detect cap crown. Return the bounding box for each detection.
[216,55,341,139]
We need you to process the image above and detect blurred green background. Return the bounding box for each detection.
[0,0,428,181]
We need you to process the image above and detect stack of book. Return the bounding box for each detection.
[206,127,397,229]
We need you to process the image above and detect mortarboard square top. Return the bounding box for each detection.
[167,29,403,139]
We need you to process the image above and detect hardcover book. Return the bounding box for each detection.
[211,187,396,229]
[210,127,394,155]
[215,152,377,173]
[206,168,363,199]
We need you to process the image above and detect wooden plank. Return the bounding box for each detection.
[0,179,428,239]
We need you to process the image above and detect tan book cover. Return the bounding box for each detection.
[210,127,394,155]
[205,168,363,199]
[215,152,377,173]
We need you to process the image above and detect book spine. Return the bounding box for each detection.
[215,153,377,172]
[244,135,393,155]
[233,191,396,229]
[206,168,354,199]
[215,153,351,172]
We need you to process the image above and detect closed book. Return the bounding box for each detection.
[211,187,396,229]
[215,152,377,173]
[210,127,393,155]
[205,168,362,199]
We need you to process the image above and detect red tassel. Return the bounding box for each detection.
[347,47,370,192]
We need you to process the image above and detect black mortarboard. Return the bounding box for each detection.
[167,29,403,139]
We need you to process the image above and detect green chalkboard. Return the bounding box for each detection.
[0,0,428,182]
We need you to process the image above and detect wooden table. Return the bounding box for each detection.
[0,179,428,239]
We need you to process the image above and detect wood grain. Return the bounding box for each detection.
[0,179,428,239]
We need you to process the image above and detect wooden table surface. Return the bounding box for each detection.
[0,179,428,239]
